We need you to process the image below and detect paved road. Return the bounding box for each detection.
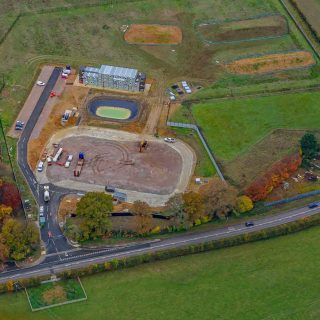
[1,202,319,283]
[5,67,320,283]
[17,67,73,254]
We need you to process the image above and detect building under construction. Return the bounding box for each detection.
[79,64,146,92]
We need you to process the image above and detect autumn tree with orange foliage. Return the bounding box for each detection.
[201,179,238,219]
[0,205,12,223]
[245,152,302,202]
[132,201,153,235]
[183,191,205,222]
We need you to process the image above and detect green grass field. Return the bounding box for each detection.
[173,91,320,161]
[1,226,320,319]
[0,0,314,129]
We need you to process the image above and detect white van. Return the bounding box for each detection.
[37,161,44,172]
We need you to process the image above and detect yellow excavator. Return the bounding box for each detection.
[139,140,148,153]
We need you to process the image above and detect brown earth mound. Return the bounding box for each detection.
[198,15,287,42]
[124,24,182,45]
[43,285,66,305]
[225,51,315,74]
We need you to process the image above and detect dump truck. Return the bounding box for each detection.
[43,185,50,202]
[74,152,85,177]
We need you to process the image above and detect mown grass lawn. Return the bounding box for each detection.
[191,91,320,160]
[1,226,320,319]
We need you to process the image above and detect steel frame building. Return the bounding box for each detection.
[79,64,146,92]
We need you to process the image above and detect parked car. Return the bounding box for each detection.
[62,69,71,75]
[164,137,176,143]
[67,154,73,162]
[24,199,31,210]
[15,125,23,131]
[105,185,116,193]
[36,81,46,86]
[308,203,318,209]
[176,88,184,95]
[37,161,44,172]
[16,121,24,126]
[64,161,71,168]
[39,206,44,217]
[245,221,254,227]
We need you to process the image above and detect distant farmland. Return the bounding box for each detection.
[293,0,320,35]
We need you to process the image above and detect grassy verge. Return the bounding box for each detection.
[172,127,216,177]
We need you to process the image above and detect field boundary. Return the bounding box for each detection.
[265,189,320,206]
[167,121,224,181]
[195,13,289,44]
[25,277,87,312]
[278,0,320,60]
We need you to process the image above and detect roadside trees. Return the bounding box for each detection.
[76,192,113,240]
[132,201,152,235]
[300,133,319,167]
[202,179,238,219]
[0,205,12,223]
[236,195,253,213]
[1,219,39,261]
[165,193,189,228]
[183,191,205,222]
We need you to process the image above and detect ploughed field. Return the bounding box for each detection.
[46,136,183,195]
[124,24,182,45]
[225,51,315,74]
[197,15,288,42]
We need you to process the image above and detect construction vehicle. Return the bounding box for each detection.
[74,152,85,177]
[139,140,148,153]
[43,185,50,202]
[53,147,63,163]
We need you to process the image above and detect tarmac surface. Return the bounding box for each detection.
[8,66,54,138]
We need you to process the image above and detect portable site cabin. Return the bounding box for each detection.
[113,192,127,203]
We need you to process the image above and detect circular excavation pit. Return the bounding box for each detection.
[88,97,139,121]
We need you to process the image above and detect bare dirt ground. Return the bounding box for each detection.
[225,51,315,74]
[8,66,54,138]
[28,85,88,170]
[47,136,182,195]
[36,126,195,206]
[198,15,287,42]
[124,24,182,45]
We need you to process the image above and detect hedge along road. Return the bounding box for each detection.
[1,201,320,283]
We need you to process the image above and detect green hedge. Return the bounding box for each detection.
[1,213,320,294]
